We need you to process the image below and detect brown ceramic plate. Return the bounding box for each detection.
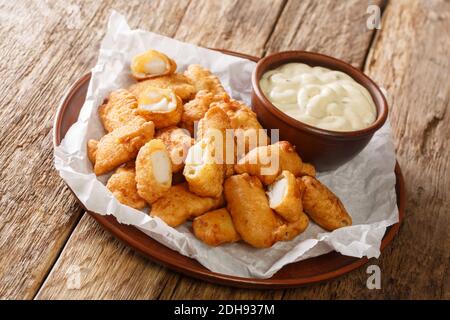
[53,49,405,289]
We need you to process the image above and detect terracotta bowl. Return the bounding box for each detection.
[251,51,388,171]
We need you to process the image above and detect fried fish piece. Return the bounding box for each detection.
[300,176,352,231]
[298,162,316,177]
[151,183,225,227]
[87,139,98,165]
[93,119,155,176]
[180,65,228,133]
[234,141,303,185]
[196,106,235,177]
[106,162,147,210]
[277,141,304,176]
[274,213,309,242]
[193,208,240,246]
[224,173,278,248]
[128,73,196,101]
[270,173,309,240]
[183,138,224,198]
[267,170,303,222]
[184,64,226,95]
[155,126,194,173]
[180,90,228,134]
[131,49,177,80]
[135,139,172,204]
[181,90,214,134]
[135,86,183,128]
[98,89,145,133]
[213,98,269,157]
[196,106,231,141]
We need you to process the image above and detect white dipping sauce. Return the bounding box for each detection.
[260,63,377,131]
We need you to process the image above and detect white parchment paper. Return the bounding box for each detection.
[54,11,399,279]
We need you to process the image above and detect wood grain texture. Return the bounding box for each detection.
[264,0,385,68]
[175,0,286,56]
[0,0,191,299]
[362,0,449,299]
[33,0,288,300]
[3,0,448,300]
[35,215,182,300]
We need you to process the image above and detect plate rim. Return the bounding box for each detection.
[53,49,405,289]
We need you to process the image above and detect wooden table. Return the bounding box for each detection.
[0,0,448,300]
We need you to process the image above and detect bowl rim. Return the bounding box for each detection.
[251,50,388,138]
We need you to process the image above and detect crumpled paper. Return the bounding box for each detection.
[54,11,398,279]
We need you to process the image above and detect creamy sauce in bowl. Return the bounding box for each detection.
[259,63,377,131]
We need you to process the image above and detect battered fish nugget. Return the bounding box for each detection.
[87,139,98,165]
[98,89,144,132]
[181,90,213,134]
[184,64,226,95]
[196,106,231,141]
[155,126,194,173]
[274,213,309,242]
[224,174,278,248]
[267,171,303,222]
[301,176,352,231]
[183,138,224,198]
[106,162,147,210]
[131,50,177,80]
[277,141,304,176]
[136,139,172,204]
[197,106,235,178]
[299,162,316,177]
[128,73,196,101]
[213,98,269,156]
[151,183,225,227]
[193,208,240,246]
[135,86,183,128]
[234,141,303,185]
[93,119,155,176]
[272,175,309,240]
[181,90,227,134]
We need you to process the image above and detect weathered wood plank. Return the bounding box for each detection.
[264,0,385,68]
[0,0,191,299]
[34,0,287,299]
[36,211,282,299]
[35,215,182,299]
[363,0,449,299]
[175,0,286,56]
[283,0,450,299]
[159,279,283,300]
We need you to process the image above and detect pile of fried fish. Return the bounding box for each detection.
[87,50,352,248]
